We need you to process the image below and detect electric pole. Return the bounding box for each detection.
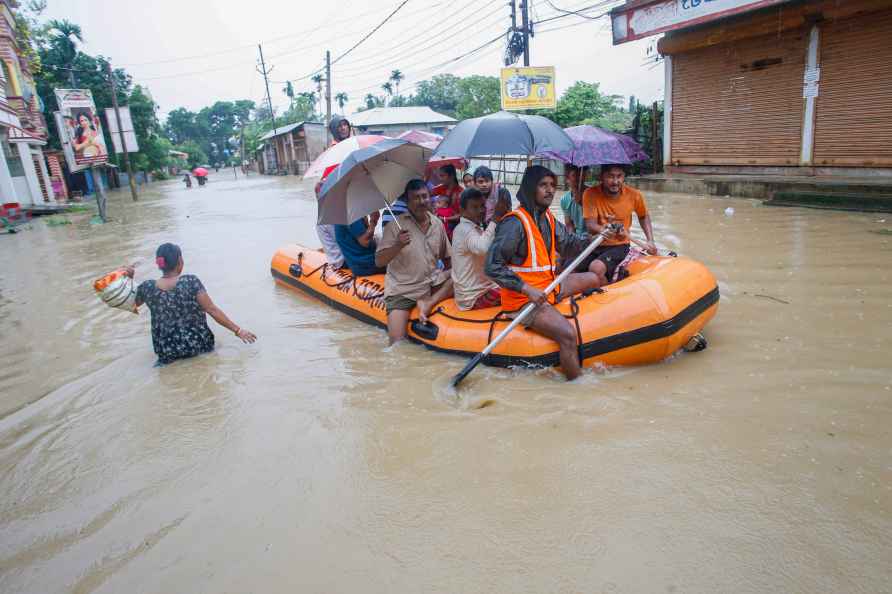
[325,51,332,145]
[257,44,277,136]
[106,62,138,201]
[520,0,531,66]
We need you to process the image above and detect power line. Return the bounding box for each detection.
[333,2,505,78]
[117,1,409,68]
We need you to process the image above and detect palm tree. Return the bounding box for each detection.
[364,94,377,109]
[381,82,393,106]
[389,70,404,97]
[46,19,83,86]
[335,92,348,110]
[283,81,295,109]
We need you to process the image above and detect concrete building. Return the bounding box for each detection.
[612,0,892,182]
[257,121,326,175]
[347,106,456,137]
[0,0,54,208]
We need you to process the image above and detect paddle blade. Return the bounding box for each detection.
[451,352,486,388]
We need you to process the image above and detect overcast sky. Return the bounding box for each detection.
[42,0,663,120]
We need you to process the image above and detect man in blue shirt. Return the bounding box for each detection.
[334,211,386,276]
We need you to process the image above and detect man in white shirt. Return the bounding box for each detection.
[451,188,508,310]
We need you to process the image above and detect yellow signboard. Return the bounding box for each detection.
[500,66,556,111]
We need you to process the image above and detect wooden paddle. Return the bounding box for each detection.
[450,225,618,388]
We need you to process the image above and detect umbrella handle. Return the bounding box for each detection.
[382,197,403,231]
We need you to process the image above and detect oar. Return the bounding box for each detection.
[451,226,615,388]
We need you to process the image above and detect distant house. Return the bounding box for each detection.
[347,107,456,137]
[258,121,327,175]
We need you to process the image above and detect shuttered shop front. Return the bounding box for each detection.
[671,30,807,166]
[813,10,892,167]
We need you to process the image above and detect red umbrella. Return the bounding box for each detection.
[192,167,209,177]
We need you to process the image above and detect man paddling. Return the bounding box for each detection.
[485,166,609,380]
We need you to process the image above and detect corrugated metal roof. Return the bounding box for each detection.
[258,121,324,141]
[347,106,456,127]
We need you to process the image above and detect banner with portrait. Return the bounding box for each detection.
[54,89,109,167]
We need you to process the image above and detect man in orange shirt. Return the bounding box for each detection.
[581,164,657,287]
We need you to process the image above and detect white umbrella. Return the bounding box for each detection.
[317,138,431,227]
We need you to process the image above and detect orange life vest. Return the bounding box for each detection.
[500,207,558,311]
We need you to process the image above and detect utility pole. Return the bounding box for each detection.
[510,0,517,31]
[325,50,332,145]
[520,0,531,66]
[257,44,276,135]
[106,62,138,201]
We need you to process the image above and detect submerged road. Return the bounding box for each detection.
[0,171,890,593]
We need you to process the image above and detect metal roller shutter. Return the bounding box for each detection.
[813,10,892,167]
[671,30,807,166]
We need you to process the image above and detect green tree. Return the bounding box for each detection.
[455,75,500,120]
[283,81,294,108]
[381,82,393,106]
[43,19,81,85]
[363,93,380,110]
[408,74,461,116]
[552,81,625,128]
[389,69,403,97]
[176,139,207,168]
[335,92,348,110]
[165,107,199,145]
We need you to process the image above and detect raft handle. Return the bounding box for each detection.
[411,320,439,341]
[288,263,303,277]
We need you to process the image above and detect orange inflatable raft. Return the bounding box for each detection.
[271,244,719,369]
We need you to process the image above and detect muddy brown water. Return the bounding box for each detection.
[1,172,890,593]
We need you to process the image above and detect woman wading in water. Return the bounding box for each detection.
[124,243,256,365]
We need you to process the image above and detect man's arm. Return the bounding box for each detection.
[465,221,497,255]
[375,225,410,267]
[556,217,593,256]
[484,217,525,293]
[354,212,380,248]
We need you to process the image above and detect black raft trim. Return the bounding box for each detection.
[272,268,719,369]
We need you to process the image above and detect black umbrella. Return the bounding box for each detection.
[431,110,574,159]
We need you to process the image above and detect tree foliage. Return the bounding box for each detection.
[31,16,171,172]
[551,81,629,130]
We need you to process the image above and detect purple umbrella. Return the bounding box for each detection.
[538,125,648,166]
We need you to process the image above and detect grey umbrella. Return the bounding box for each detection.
[318,138,431,227]
[431,110,574,159]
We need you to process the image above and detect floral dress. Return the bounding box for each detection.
[136,275,215,364]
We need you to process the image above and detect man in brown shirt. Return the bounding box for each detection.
[375,179,453,344]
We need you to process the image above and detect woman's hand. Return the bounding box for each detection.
[235,328,257,343]
[122,264,136,278]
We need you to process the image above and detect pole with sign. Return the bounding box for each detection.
[106,63,138,201]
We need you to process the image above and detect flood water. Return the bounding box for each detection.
[1,171,890,593]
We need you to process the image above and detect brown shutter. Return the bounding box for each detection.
[813,10,892,167]
[671,30,807,166]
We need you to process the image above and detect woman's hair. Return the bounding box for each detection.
[462,172,474,183]
[439,164,458,185]
[71,109,95,136]
[155,243,182,273]
[404,178,427,195]
[472,165,494,181]
[460,187,484,210]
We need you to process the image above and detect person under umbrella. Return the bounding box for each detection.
[328,115,353,145]
[581,164,657,287]
[374,179,453,344]
[485,165,613,381]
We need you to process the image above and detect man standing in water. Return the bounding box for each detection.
[582,164,657,286]
[486,166,607,380]
[376,179,453,344]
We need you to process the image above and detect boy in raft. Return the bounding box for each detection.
[375,179,453,344]
[485,165,610,380]
[581,164,657,286]
[451,187,506,311]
